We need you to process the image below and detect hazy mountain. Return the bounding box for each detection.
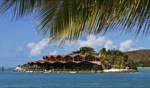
[124,49,150,62]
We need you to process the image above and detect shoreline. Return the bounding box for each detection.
[18,69,138,74]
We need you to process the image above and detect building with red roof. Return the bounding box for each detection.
[27,54,102,73]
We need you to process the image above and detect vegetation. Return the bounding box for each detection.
[123,50,150,67]
[72,46,97,55]
[72,46,137,70]
[137,60,150,67]
[124,50,150,62]
[99,48,137,70]
[0,0,149,43]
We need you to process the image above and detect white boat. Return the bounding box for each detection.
[43,70,51,73]
[69,71,77,73]
[13,67,22,72]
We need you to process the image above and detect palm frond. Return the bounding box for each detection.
[0,0,149,44]
[0,0,43,19]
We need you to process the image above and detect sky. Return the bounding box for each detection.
[0,15,150,67]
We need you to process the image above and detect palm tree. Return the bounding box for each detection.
[99,48,111,69]
[99,47,106,55]
[99,48,136,69]
[101,54,111,69]
[0,0,149,43]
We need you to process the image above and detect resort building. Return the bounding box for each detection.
[27,54,102,73]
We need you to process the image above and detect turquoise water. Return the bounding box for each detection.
[0,68,150,88]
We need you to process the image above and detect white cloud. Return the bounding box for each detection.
[119,40,133,52]
[27,38,49,56]
[104,40,117,50]
[50,50,57,55]
[77,35,108,48]
[26,35,144,56]
[76,35,118,51]
[66,35,144,53]
[128,47,145,51]
[118,39,144,52]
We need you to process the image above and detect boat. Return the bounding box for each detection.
[13,67,22,72]
[69,71,77,73]
[43,70,51,73]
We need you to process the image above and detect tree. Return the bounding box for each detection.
[101,54,111,69]
[99,47,106,55]
[99,48,111,69]
[72,46,96,55]
[99,48,137,70]
[127,59,137,70]
[0,0,149,44]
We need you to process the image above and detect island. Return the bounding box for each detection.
[15,47,138,73]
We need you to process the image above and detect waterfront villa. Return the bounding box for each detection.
[27,54,102,73]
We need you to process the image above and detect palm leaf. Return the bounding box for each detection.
[0,0,149,44]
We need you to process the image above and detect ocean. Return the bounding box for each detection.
[0,68,150,88]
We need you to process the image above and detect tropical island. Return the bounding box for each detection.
[0,0,149,74]
[16,47,138,73]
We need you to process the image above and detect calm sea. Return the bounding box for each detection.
[0,68,150,88]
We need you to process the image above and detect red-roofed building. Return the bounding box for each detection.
[28,54,102,73]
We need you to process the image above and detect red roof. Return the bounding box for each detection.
[43,56,47,59]
[46,55,51,59]
[54,61,66,64]
[57,55,65,58]
[74,55,85,58]
[30,61,37,64]
[43,54,100,59]
[29,54,100,65]
[64,55,75,58]
[45,61,54,64]
[37,60,44,64]
[51,55,57,58]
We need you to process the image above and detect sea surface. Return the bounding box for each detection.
[0,68,150,88]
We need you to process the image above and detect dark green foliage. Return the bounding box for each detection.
[72,46,96,55]
[99,48,137,70]
[127,59,138,70]
[138,60,150,67]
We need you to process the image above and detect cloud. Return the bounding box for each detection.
[75,35,118,52]
[76,35,144,52]
[77,35,108,48]
[26,35,144,56]
[27,38,49,56]
[128,47,145,51]
[50,50,57,55]
[104,40,117,50]
[61,35,110,53]
[119,40,133,52]
[119,39,144,52]
[62,35,117,52]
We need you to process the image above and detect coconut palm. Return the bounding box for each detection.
[99,47,106,55]
[99,48,111,69]
[101,54,111,69]
[0,0,149,43]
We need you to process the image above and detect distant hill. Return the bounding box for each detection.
[124,49,150,62]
